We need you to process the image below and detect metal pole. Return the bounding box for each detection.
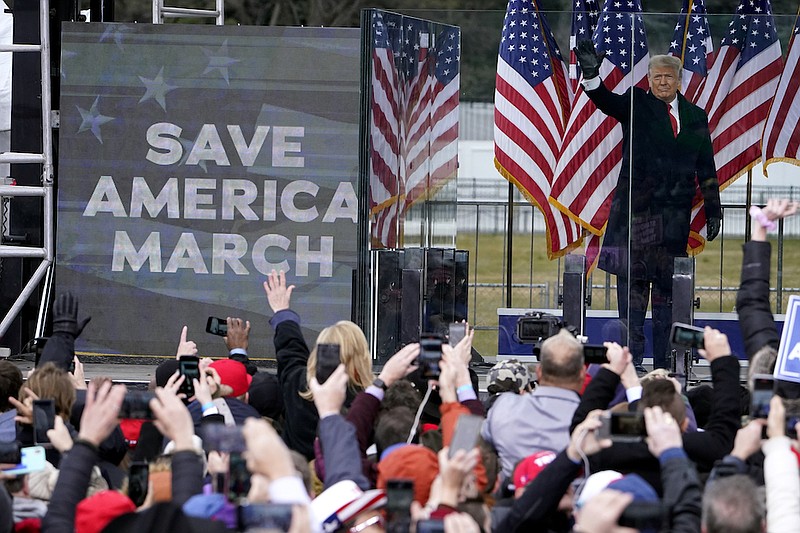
[506,182,513,308]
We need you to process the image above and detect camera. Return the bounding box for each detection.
[516,312,562,344]
[598,412,647,442]
[418,335,444,379]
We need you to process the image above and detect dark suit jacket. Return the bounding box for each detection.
[586,82,721,278]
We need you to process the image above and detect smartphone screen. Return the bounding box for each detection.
[128,461,149,507]
[228,452,251,502]
[238,503,294,531]
[386,479,414,515]
[120,392,156,420]
[32,399,56,447]
[670,322,705,349]
[750,374,775,419]
[206,316,228,337]
[582,344,608,365]
[1,446,46,476]
[448,414,483,458]
[448,322,466,347]
[419,335,443,379]
[178,355,200,397]
[316,344,341,384]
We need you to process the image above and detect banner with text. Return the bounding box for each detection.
[57,23,361,358]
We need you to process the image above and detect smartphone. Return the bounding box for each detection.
[448,414,483,458]
[1,446,46,476]
[448,322,466,347]
[316,344,341,385]
[0,441,20,464]
[598,412,647,442]
[68,358,76,375]
[670,322,705,349]
[128,461,149,507]
[32,399,56,447]
[201,423,246,453]
[206,316,228,337]
[228,452,251,502]
[750,374,775,419]
[416,519,446,533]
[119,392,156,420]
[385,478,414,515]
[582,344,608,365]
[418,335,443,379]
[178,355,200,397]
[238,503,293,531]
[619,501,667,529]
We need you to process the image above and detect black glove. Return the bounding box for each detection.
[51,292,91,338]
[706,217,721,241]
[573,40,603,80]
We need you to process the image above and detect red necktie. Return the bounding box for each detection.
[667,103,678,137]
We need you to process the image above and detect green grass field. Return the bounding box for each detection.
[455,232,800,358]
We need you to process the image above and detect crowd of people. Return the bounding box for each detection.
[0,200,798,532]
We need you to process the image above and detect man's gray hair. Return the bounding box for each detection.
[702,475,764,533]
[648,54,682,77]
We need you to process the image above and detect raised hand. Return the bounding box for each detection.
[225,317,251,352]
[263,270,295,313]
[175,326,198,359]
[573,39,603,80]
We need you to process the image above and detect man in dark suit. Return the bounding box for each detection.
[574,41,722,371]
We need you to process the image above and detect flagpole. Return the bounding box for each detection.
[506,181,514,308]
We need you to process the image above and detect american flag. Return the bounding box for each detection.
[696,0,781,189]
[369,12,404,248]
[549,0,650,247]
[570,0,600,92]
[668,0,714,103]
[368,14,460,248]
[494,0,580,259]
[762,10,800,175]
[667,0,716,252]
[404,25,460,207]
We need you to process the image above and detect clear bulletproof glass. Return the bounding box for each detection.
[363,4,800,365]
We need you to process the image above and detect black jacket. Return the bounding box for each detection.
[586,82,721,276]
[570,357,741,491]
[42,440,206,532]
[272,311,319,460]
[736,240,780,359]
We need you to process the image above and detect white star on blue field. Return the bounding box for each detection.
[76,96,114,144]
[202,40,241,84]
[139,67,178,111]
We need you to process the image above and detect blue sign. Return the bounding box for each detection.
[776,295,800,382]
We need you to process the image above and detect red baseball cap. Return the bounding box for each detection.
[513,450,557,489]
[210,359,252,397]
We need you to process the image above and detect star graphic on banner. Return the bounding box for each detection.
[76,96,114,144]
[60,49,78,80]
[99,24,131,50]
[202,40,240,84]
[138,67,178,111]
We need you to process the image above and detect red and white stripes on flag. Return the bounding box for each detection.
[494,0,581,258]
[695,0,781,188]
[369,13,403,248]
[762,10,800,175]
[549,0,650,241]
[368,16,461,249]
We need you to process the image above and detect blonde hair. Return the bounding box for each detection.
[301,320,373,400]
[22,363,76,420]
